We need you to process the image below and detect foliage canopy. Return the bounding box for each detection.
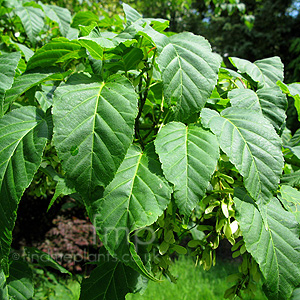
[0,1,300,300]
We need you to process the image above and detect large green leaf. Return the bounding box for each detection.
[0,52,21,116]
[229,86,287,132]
[123,3,143,24]
[156,32,221,121]
[26,38,86,70]
[41,4,71,37]
[0,106,48,272]
[53,74,138,197]
[6,259,34,300]
[234,188,300,300]
[256,87,287,132]
[201,107,283,203]
[15,6,44,45]
[279,185,300,224]
[80,257,144,300]
[228,88,261,111]
[229,56,284,89]
[89,144,171,277]
[4,69,60,113]
[155,122,219,218]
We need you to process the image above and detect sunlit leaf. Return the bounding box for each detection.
[15,6,44,45]
[0,107,49,272]
[53,74,138,197]
[155,122,219,218]
[235,188,300,300]
[201,107,283,203]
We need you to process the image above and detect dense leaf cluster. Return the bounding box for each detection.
[1,1,300,300]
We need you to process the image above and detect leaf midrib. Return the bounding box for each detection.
[222,115,262,200]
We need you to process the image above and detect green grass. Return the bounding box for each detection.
[126,257,267,300]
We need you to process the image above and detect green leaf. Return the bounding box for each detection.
[281,170,300,187]
[26,38,86,71]
[0,106,48,271]
[150,19,169,32]
[4,69,59,113]
[286,84,300,119]
[43,167,76,211]
[35,84,57,112]
[77,29,119,60]
[278,82,300,122]
[89,144,171,277]
[291,287,300,300]
[229,56,284,89]
[122,3,168,31]
[78,39,103,60]
[72,11,99,28]
[279,185,300,224]
[38,165,76,211]
[103,46,144,74]
[284,128,300,159]
[25,247,71,275]
[48,178,76,210]
[80,257,145,300]
[6,259,34,300]
[229,86,287,132]
[0,52,21,116]
[53,74,138,197]
[234,188,300,300]
[228,88,261,111]
[15,6,44,45]
[14,43,34,62]
[123,3,143,24]
[0,268,8,300]
[155,122,219,218]
[256,86,287,132]
[156,32,221,121]
[41,4,71,37]
[79,22,97,36]
[201,107,283,203]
